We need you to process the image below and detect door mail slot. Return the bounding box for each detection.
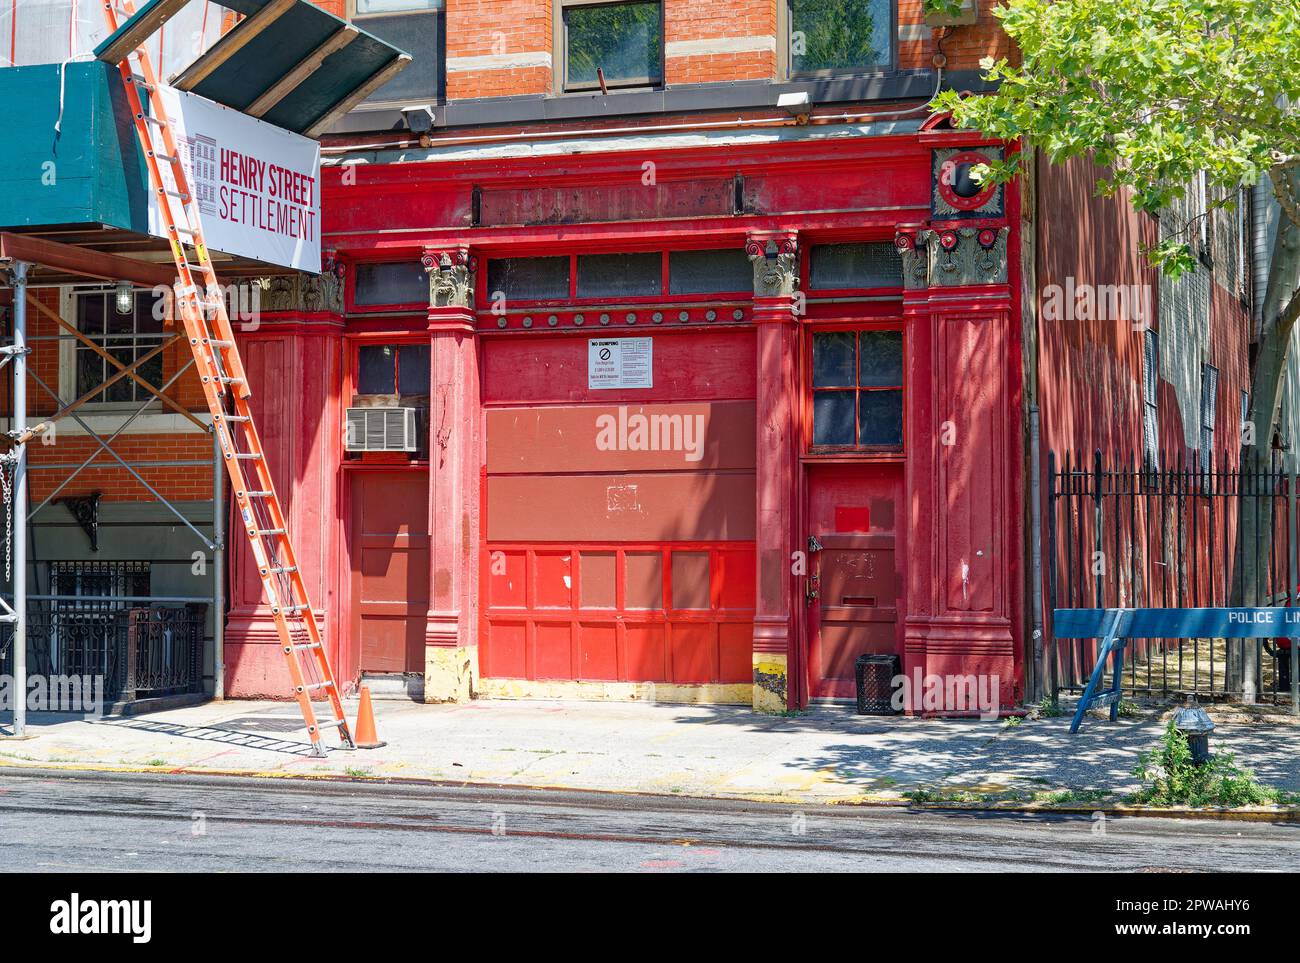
[841,595,877,606]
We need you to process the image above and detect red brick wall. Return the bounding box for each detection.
[0,289,213,504]
[318,0,1008,101]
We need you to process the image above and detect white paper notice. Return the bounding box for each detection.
[588,338,653,389]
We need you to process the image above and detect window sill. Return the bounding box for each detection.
[0,409,213,436]
[802,449,905,463]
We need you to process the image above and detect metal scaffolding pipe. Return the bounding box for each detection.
[213,430,225,701]
[11,261,28,737]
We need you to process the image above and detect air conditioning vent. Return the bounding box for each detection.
[345,407,418,452]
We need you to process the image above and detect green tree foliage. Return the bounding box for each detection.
[933,0,1300,278]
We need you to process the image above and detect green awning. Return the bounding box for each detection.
[95,0,409,138]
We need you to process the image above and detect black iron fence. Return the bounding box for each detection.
[1048,450,1296,702]
[1,601,206,707]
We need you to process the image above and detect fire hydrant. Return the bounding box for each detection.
[1173,698,1215,766]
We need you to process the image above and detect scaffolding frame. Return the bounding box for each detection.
[1,252,226,737]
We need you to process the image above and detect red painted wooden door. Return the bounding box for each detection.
[351,471,430,674]
[806,463,905,699]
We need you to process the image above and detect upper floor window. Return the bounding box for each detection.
[787,0,894,77]
[558,0,663,92]
[74,290,165,405]
[351,0,446,107]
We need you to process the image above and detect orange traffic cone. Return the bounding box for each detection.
[353,685,386,749]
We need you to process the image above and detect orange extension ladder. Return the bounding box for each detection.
[100,0,355,756]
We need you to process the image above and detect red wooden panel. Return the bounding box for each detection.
[483,621,526,678]
[577,622,619,680]
[579,552,616,608]
[487,550,527,607]
[834,506,871,533]
[482,330,756,404]
[480,178,733,226]
[669,622,716,683]
[533,551,573,608]
[671,551,710,609]
[745,162,929,216]
[534,622,573,679]
[352,471,431,675]
[486,401,756,473]
[624,552,663,609]
[624,623,667,681]
[716,548,755,610]
[487,473,755,541]
[323,183,471,234]
[718,622,753,683]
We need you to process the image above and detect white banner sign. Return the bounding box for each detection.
[588,338,653,389]
[148,86,321,273]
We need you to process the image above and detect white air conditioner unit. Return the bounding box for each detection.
[345,407,419,452]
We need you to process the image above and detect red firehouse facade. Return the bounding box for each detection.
[1,1,1260,717]
[216,0,1028,712]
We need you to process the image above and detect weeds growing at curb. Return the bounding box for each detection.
[904,786,1112,806]
[1131,720,1283,807]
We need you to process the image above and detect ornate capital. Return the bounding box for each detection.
[257,271,344,315]
[423,246,477,310]
[746,232,799,299]
[894,229,930,290]
[894,226,1008,289]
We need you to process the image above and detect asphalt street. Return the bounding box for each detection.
[0,768,1296,872]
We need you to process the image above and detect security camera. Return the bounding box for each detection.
[777,91,812,123]
[401,104,436,134]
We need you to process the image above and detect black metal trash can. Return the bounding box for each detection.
[855,654,901,715]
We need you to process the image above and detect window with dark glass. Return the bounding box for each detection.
[811,330,903,448]
[809,242,902,289]
[788,0,894,76]
[486,257,572,301]
[1199,363,1218,471]
[669,249,753,294]
[560,0,663,92]
[353,261,428,307]
[351,0,446,107]
[1142,329,1160,472]
[576,252,660,298]
[75,290,165,404]
[358,343,431,395]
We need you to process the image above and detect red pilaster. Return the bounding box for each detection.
[899,225,1018,714]
[423,246,481,701]
[224,299,346,698]
[748,231,800,711]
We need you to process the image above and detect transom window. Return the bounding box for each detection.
[558,0,663,92]
[74,290,165,404]
[357,343,431,396]
[787,0,894,77]
[353,261,428,307]
[351,0,446,107]
[486,249,752,302]
[811,330,903,448]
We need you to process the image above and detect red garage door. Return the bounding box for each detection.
[481,329,756,686]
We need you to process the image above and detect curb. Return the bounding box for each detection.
[905,800,1300,822]
[2,757,1298,820]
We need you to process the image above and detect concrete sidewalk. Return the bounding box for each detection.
[2,698,1298,805]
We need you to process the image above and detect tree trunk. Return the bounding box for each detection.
[1228,166,1300,700]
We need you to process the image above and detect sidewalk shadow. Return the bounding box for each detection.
[100,717,324,757]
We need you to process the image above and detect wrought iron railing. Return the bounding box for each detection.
[1048,450,1295,701]
[0,601,206,706]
